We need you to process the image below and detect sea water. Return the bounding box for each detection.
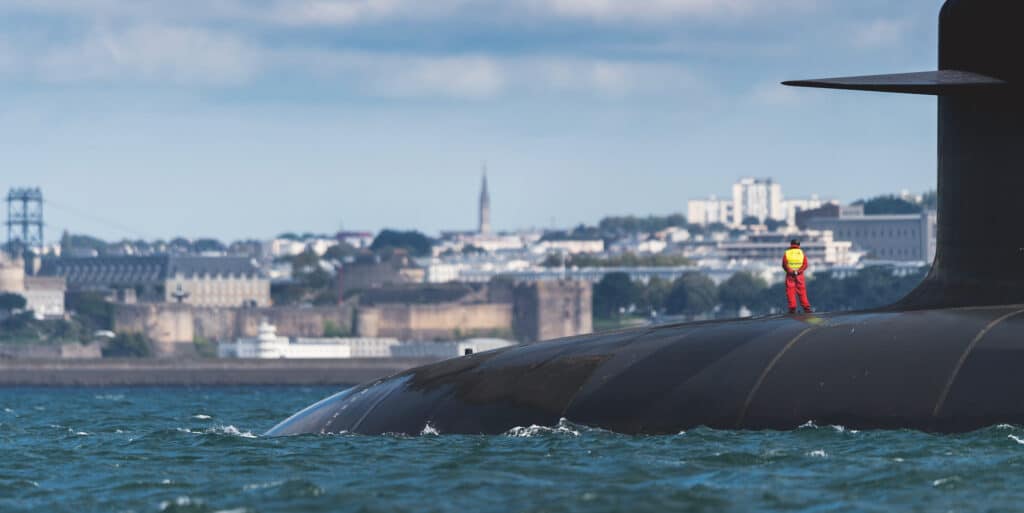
[2,387,1023,513]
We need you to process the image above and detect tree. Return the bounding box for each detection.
[765,219,788,232]
[193,238,226,254]
[719,272,768,313]
[640,277,672,314]
[598,214,687,235]
[371,230,434,257]
[0,293,26,313]
[665,272,718,316]
[103,333,152,358]
[593,272,640,318]
[855,195,922,215]
[66,292,113,330]
[323,242,358,262]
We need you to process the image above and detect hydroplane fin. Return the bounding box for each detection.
[783,70,1007,95]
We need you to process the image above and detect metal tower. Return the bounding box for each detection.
[5,187,44,254]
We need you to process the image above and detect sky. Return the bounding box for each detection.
[0,0,944,241]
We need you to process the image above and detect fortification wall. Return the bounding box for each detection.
[114,303,356,355]
[513,280,593,343]
[357,303,512,340]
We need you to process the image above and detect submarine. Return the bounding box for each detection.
[267,0,1024,436]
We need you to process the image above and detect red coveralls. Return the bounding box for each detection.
[782,245,812,312]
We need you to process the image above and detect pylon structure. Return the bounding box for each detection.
[5,187,44,254]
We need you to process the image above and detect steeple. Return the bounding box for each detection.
[478,165,491,235]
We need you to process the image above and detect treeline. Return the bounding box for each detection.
[853,190,937,215]
[594,266,928,320]
[542,252,692,268]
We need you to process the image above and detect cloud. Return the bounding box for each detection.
[0,25,260,86]
[851,19,908,49]
[0,0,816,26]
[294,51,702,99]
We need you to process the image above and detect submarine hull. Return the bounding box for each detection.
[267,305,1024,436]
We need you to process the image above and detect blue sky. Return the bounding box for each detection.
[0,0,943,241]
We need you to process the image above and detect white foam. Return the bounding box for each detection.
[210,425,258,438]
[997,424,1016,430]
[192,414,212,420]
[506,418,580,438]
[420,423,440,436]
[831,425,859,434]
[807,449,828,458]
[160,496,201,511]
[1009,434,1024,445]
[798,420,818,429]
[933,477,960,487]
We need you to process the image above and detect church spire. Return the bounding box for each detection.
[478,165,491,235]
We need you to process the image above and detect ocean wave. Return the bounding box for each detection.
[506,418,581,438]
[209,425,258,438]
[175,425,258,438]
[796,421,858,434]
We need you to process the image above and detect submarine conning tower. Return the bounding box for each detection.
[787,0,1024,310]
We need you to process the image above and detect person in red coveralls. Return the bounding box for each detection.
[783,239,814,314]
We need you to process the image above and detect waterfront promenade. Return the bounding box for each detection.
[0,358,441,387]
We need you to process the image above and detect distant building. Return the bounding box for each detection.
[781,195,836,228]
[218,321,515,359]
[41,255,270,307]
[23,276,66,318]
[688,195,734,227]
[337,232,375,249]
[338,251,424,296]
[0,253,65,318]
[511,280,593,343]
[0,253,25,294]
[807,210,936,262]
[795,203,842,230]
[732,177,785,226]
[532,240,605,255]
[717,231,857,267]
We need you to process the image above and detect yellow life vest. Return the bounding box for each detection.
[785,248,805,272]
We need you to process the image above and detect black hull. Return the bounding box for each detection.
[267,305,1024,435]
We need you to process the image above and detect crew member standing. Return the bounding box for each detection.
[783,239,813,314]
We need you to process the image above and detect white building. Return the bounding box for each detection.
[23,277,66,319]
[0,254,66,319]
[390,338,516,358]
[218,323,515,359]
[732,178,785,226]
[716,231,858,267]
[532,240,605,255]
[687,195,733,226]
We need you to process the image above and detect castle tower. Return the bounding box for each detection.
[478,167,491,235]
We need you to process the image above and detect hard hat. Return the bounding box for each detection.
[790,239,801,246]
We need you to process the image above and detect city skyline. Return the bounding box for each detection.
[1,0,941,240]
